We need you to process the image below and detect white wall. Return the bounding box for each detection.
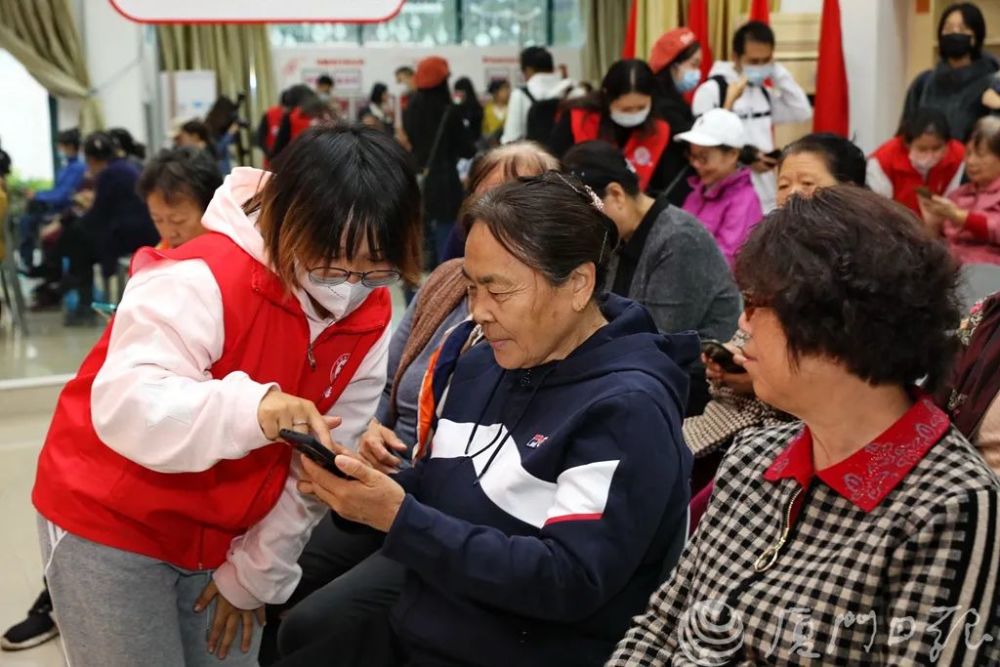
[79,0,149,141]
[841,0,909,153]
[0,50,54,181]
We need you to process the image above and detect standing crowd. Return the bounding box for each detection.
[2,2,1000,665]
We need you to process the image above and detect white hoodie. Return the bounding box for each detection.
[500,72,579,145]
[88,167,389,609]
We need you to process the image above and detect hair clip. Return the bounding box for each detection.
[583,184,605,212]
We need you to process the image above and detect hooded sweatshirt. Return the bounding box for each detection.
[692,61,813,212]
[501,72,579,144]
[381,294,696,666]
[33,167,390,610]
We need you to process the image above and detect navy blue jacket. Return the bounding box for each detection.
[35,156,86,209]
[383,294,696,666]
[79,158,157,273]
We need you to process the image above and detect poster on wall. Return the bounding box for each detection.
[110,0,404,23]
[159,70,217,138]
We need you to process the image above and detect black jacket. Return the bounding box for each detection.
[403,86,476,222]
[903,56,999,141]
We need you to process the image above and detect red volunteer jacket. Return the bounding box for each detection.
[33,233,390,570]
[871,136,965,215]
[569,108,671,192]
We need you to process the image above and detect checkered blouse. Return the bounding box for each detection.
[608,398,1000,666]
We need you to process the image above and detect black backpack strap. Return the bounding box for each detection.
[521,86,536,104]
[710,75,728,109]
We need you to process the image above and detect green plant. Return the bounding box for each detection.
[4,169,53,216]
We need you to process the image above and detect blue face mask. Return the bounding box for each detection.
[744,64,774,86]
[675,69,701,93]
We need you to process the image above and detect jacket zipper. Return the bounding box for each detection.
[753,484,804,572]
[306,343,316,370]
[721,480,817,615]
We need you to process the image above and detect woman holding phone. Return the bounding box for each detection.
[31,125,422,666]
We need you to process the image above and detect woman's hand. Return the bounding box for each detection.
[193,580,264,660]
[928,195,968,225]
[298,454,405,532]
[703,343,755,397]
[358,418,410,474]
[257,388,335,446]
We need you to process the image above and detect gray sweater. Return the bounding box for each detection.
[607,204,740,343]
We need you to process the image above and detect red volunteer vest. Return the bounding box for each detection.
[264,105,284,152]
[569,108,671,191]
[871,136,965,215]
[33,233,390,571]
[289,108,315,142]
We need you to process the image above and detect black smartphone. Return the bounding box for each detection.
[700,339,747,374]
[279,429,351,479]
[765,149,783,160]
[915,185,933,199]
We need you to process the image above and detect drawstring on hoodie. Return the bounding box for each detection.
[465,368,550,485]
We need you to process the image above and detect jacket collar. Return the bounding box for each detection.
[688,168,752,201]
[763,394,950,512]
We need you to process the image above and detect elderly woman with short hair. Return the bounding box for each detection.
[610,186,1000,666]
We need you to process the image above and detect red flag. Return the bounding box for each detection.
[813,0,849,136]
[622,0,639,59]
[687,0,714,80]
[749,0,770,24]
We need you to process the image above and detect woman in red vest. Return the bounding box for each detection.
[31,125,422,666]
[548,59,672,195]
[867,107,965,216]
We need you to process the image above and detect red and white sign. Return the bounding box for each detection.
[109,0,405,24]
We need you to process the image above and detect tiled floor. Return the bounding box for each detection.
[0,309,102,380]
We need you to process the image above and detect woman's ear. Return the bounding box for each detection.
[568,262,598,311]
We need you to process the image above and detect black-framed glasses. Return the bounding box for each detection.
[307,267,401,288]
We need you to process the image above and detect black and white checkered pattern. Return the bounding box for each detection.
[608,423,1000,666]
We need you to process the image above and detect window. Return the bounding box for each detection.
[270,23,362,47]
[270,0,580,47]
[362,0,458,45]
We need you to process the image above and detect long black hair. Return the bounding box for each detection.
[567,59,660,137]
[938,2,986,59]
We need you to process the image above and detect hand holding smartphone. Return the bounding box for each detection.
[280,429,352,479]
[700,339,747,374]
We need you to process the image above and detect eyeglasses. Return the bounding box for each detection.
[307,267,401,288]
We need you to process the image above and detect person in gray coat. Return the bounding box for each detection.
[564,140,740,415]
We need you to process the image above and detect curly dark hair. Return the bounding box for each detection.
[735,185,962,391]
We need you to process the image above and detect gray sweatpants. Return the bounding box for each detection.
[38,515,263,666]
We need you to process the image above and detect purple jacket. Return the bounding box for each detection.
[682,168,763,267]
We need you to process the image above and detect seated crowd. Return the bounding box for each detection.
[2,3,1000,665]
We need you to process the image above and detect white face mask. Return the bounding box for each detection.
[300,272,374,321]
[909,149,943,175]
[610,105,651,128]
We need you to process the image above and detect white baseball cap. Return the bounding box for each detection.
[675,108,746,149]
